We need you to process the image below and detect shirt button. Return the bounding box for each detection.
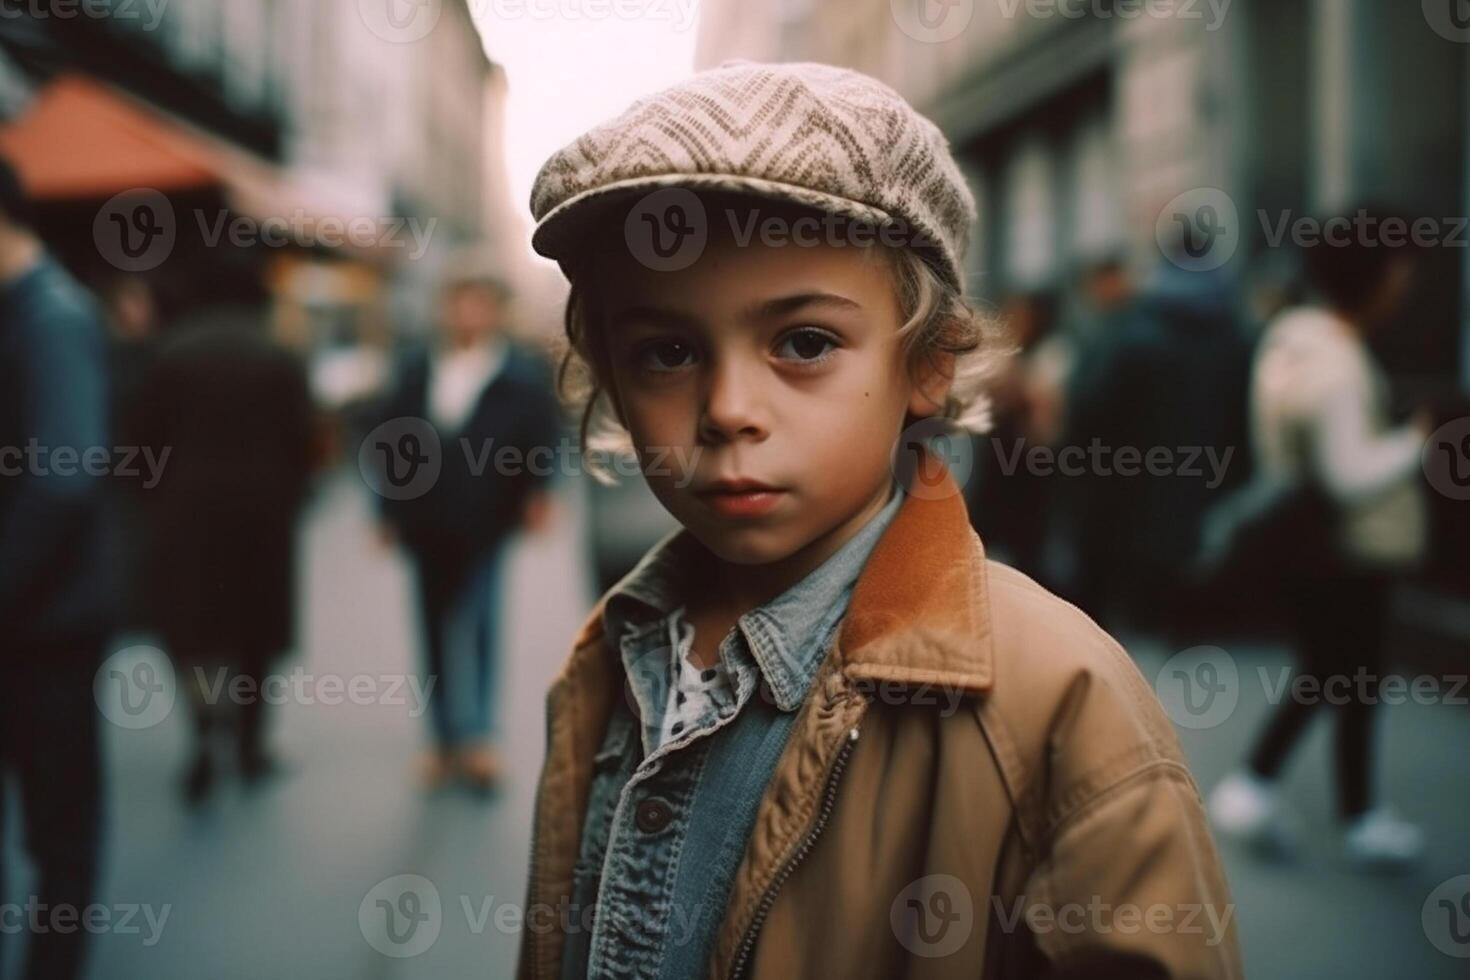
[635,797,673,833]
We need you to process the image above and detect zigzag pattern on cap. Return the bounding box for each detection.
[529,59,977,289]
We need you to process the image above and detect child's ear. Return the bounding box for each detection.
[906,349,956,419]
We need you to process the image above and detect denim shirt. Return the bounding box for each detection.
[560,484,905,980]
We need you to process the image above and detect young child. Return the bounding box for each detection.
[517,61,1241,980]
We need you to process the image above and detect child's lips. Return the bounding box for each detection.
[694,486,788,518]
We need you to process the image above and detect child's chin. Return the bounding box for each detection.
[688,524,797,566]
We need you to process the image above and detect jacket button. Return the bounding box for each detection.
[635,797,673,833]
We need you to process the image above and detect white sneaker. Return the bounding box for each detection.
[1342,806,1424,871]
[1207,770,1294,856]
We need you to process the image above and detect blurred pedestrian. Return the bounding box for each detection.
[99,274,162,635]
[1061,254,1252,638]
[375,271,562,792]
[1208,207,1434,870]
[0,155,111,980]
[133,302,318,804]
[967,288,1069,580]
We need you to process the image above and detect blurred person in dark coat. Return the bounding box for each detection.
[134,302,317,804]
[375,272,562,792]
[0,156,112,980]
[99,274,163,634]
[967,289,1071,582]
[1061,255,1252,637]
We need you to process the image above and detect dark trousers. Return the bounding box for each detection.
[0,644,105,980]
[182,659,271,763]
[1247,571,1392,818]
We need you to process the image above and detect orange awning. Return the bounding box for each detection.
[0,74,227,199]
[0,75,407,263]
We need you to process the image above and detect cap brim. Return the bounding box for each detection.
[530,172,898,267]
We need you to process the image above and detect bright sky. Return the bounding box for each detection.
[469,2,703,230]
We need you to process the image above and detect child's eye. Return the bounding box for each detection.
[774,327,839,365]
[633,339,697,373]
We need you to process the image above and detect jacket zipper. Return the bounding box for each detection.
[727,720,862,980]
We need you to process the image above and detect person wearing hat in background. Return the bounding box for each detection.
[375,268,563,792]
[515,61,1240,979]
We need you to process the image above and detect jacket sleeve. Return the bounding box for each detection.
[989,583,1245,980]
[1021,760,1244,979]
[1306,385,1424,504]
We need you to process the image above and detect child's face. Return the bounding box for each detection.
[593,215,948,568]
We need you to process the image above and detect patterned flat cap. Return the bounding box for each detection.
[529,59,977,290]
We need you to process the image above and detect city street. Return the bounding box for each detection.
[4,467,1468,979]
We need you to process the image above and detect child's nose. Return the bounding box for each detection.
[698,358,770,443]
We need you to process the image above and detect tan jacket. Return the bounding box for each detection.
[517,451,1242,979]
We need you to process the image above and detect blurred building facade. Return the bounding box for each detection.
[0,0,512,395]
[696,0,1469,390]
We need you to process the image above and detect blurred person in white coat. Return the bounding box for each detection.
[1209,207,1434,871]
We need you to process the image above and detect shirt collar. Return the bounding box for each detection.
[602,482,906,711]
